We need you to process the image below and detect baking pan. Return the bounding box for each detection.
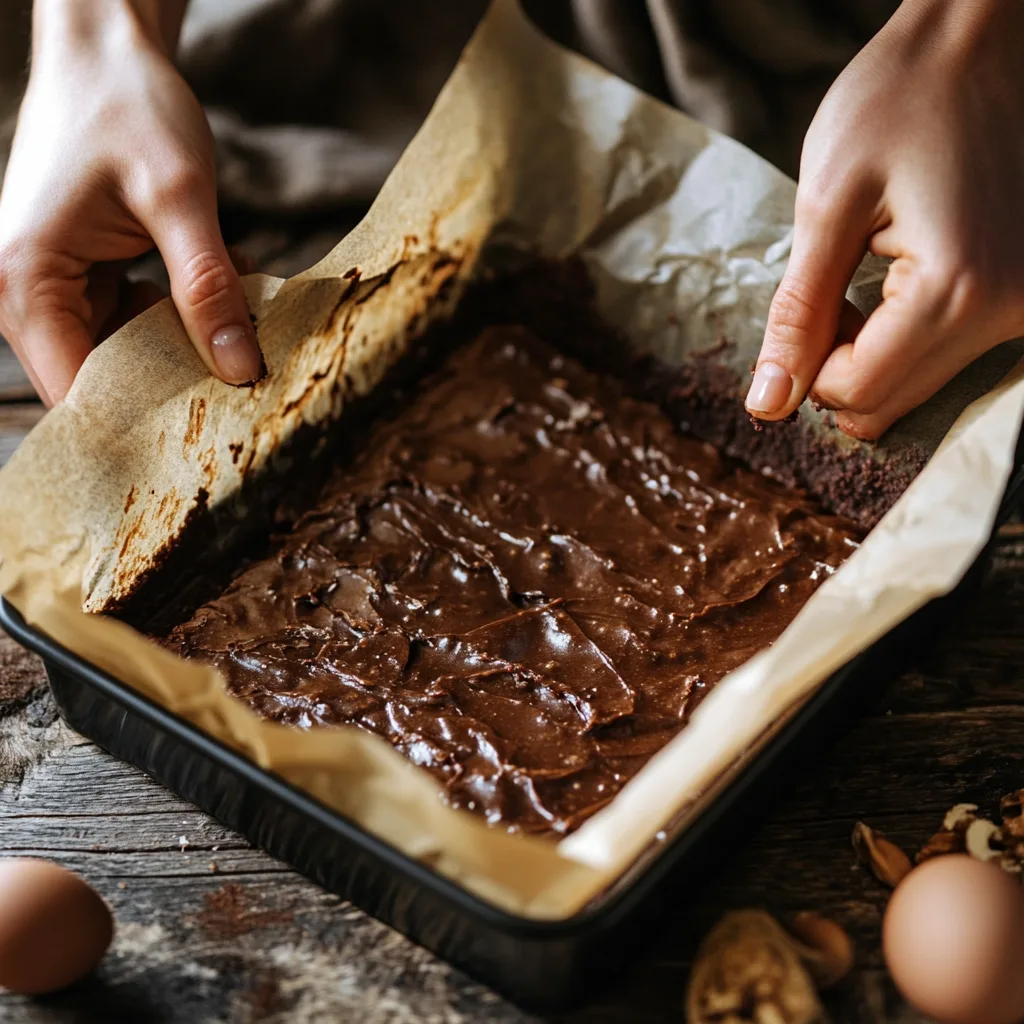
[3,436,1023,1010]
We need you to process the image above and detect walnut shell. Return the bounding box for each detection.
[851,822,911,887]
[686,910,827,1024]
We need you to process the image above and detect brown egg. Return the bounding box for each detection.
[883,854,1024,1024]
[0,858,114,995]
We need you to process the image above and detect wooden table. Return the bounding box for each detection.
[1,305,1022,1023]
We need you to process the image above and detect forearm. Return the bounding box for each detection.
[32,0,190,61]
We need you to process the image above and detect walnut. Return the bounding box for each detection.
[787,912,855,989]
[686,910,828,1024]
[998,790,1024,876]
[1000,789,1024,839]
[943,802,980,831]
[917,803,977,864]
[916,827,966,863]
[851,822,912,887]
[964,819,1003,863]
[916,792,1024,879]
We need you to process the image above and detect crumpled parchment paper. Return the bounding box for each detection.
[1,0,1021,918]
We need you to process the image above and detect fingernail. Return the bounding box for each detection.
[745,361,793,415]
[211,325,263,385]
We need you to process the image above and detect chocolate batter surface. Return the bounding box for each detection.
[164,327,860,835]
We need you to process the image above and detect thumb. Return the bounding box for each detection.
[146,190,263,386]
[747,188,874,420]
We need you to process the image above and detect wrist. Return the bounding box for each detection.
[33,0,187,62]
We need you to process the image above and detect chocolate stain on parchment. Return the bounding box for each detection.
[107,487,210,618]
[249,251,461,445]
[184,397,207,452]
[105,251,482,624]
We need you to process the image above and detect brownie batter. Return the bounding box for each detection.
[164,327,860,836]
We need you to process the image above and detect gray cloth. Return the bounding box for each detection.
[0,0,899,219]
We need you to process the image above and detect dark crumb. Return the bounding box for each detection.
[808,389,838,414]
[749,408,798,431]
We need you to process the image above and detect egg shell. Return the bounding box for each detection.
[0,858,114,995]
[883,854,1024,1024]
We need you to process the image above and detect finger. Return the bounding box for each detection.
[143,186,263,386]
[833,335,994,440]
[3,325,54,407]
[813,254,1002,439]
[0,247,96,405]
[747,185,877,420]
[801,299,865,406]
[17,310,96,407]
[809,257,960,417]
[806,300,866,410]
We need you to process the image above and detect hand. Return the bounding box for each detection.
[746,0,1024,440]
[0,0,262,406]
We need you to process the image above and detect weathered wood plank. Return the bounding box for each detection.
[1,742,193,814]
[0,848,288,879]
[0,867,532,1024]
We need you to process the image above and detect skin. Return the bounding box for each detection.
[0,0,260,406]
[747,0,1024,439]
[0,0,1022,429]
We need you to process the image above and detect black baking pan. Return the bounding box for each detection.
[3,434,1023,1011]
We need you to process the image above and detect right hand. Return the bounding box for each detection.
[0,0,263,406]
[745,0,1024,441]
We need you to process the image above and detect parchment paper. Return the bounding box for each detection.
[2,0,1023,918]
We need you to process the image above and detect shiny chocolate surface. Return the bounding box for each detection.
[164,327,859,835]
